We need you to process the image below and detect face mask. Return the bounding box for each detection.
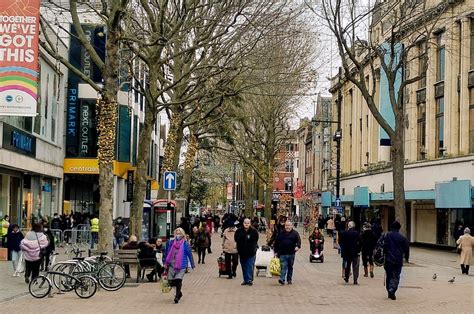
[176,235,183,240]
[44,228,48,231]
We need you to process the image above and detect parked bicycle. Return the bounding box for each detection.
[52,251,125,291]
[29,271,97,299]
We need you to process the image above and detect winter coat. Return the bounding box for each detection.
[456,234,474,265]
[384,230,409,266]
[274,229,301,256]
[197,228,211,248]
[234,227,259,259]
[326,219,335,230]
[361,229,377,254]
[7,230,24,252]
[164,239,195,270]
[20,231,49,261]
[43,229,55,253]
[222,227,238,254]
[339,229,361,259]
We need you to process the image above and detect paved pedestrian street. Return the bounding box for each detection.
[0,233,472,313]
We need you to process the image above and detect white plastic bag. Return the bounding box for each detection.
[16,251,25,273]
[255,247,273,267]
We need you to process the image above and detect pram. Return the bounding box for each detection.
[217,254,228,277]
[255,245,273,277]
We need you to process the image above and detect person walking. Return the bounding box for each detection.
[361,222,377,278]
[456,227,474,275]
[41,222,55,271]
[163,228,195,304]
[20,223,49,283]
[274,221,301,285]
[222,221,239,279]
[234,218,259,286]
[339,221,361,285]
[90,216,99,249]
[7,224,24,276]
[384,221,410,300]
[196,222,211,264]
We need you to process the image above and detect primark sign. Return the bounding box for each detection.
[2,123,36,157]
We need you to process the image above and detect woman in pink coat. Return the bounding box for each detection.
[20,223,49,283]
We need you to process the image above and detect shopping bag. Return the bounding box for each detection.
[161,276,172,293]
[16,251,25,273]
[269,257,281,276]
[0,248,7,261]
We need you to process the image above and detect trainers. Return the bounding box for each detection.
[388,293,396,300]
[278,279,285,285]
[247,281,253,286]
[287,281,292,285]
[241,282,248,285]
[343,277,349,283]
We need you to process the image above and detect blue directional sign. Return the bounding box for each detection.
[335,198,341,207]
[163,171,177,191]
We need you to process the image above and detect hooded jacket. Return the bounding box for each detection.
[20,231,49,261]
[222,226,238,254]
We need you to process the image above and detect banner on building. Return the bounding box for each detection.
[0,0,40,116]
[126,170,134,202]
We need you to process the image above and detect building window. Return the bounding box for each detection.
[285,159,294,172]
[470,19,474,69]
[436,35,445,82]
[435,97,445,157]
[417,102,426,160]
[418,41,427,88]
[469,88,474,153]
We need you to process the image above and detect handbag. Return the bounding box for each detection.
[456,243,462,254]
[269,257,281,276]
[35,232,48,259]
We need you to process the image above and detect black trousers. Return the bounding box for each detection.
[362,252,374,267]
[344,255,360,282]
[25,260,41,280]
[197,247,207,262]
[224,253,238,275]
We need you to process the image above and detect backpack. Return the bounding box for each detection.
[198,230,207,243]
[373,234,385,267]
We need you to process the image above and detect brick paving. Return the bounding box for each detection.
[0,232,472,313]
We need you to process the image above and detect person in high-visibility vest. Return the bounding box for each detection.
[1,215,10,247]
[90,216,99,249]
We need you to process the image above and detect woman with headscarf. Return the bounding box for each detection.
[456,227,474,275]
[164,228,195,303]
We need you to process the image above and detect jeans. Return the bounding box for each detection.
[384,261,402,295]
[344,255,360,282]
[11,250,20,272]
[240,255,256,283]
[279,254,295,283]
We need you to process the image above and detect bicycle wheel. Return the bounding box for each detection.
[74,275,97,299]
[97,262,126,291]
[29,275,52,298]
[55,263,81,292]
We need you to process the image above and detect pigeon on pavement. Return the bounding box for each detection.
[432,274,437,280]
[448,277,455,283]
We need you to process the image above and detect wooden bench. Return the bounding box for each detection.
[113,249,157,283]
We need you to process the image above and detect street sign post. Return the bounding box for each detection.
[163,171,177,191]
[335,198,341,207]
[163,171,177,238]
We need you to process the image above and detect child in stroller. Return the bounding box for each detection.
[309,227,325,263]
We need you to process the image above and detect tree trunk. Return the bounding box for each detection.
[180,132,198,199]
[391,121,407,236]
[264,164,273,221]
[129,108,157,240]
[96,28,120,255]
[243,167,253,217]
[158,117,184,199]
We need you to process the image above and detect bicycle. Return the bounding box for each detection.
[29,272,97,299]
[52,252,125,292]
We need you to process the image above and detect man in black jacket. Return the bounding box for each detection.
[339,221,361,285]
[234,218,259,286]
[384,221,409,300]
[274,221,301,285]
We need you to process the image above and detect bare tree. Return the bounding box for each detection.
[41,0,131,253]
[310,0,458,235]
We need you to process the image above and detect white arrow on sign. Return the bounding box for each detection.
[166,173,174,187]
